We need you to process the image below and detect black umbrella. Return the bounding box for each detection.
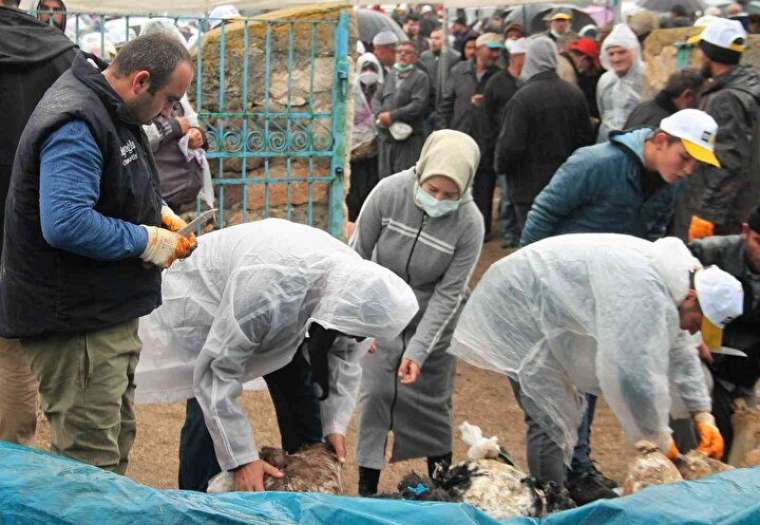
[638,0,706,14]
[356,9,408,46]
[504,3,595,35]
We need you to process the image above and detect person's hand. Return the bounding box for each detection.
[470,94,484,106]
[160,205,187,232]
[187,128,204,149]
[232,459,284,492]
[325,433,347,464]
[693,411,724,459]
[140,226,197,268]
[344,221,356,240]
[664,438,680,462]
[176,116,191,135]
[377,112,392,127]
[688,215,715,241]
[398,357,421,384]
[697,340,714,364]
[367,340,377,354]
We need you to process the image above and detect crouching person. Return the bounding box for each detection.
[672,204,760,460]
[0,34,196,473]
[135,219,419,492]
[450,234,742,499]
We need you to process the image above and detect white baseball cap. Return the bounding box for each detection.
[688,17,746,52]
[695,266,744,328]
[659,109,720,168]
[208,5,241,29]
[505,37,528,55]
[373,30,400,47]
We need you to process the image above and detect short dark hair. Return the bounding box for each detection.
[663,68,703,97]
[404,13,420,23]
[649,128,681,144]
[2,0,21,6]
[671,4,688,17]
[110,33,191,95]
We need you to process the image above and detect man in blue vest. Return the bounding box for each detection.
[0,33,196,473]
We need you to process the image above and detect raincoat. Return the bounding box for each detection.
[351,53,381,155]
[450,234,712,463]
[135,219,419,470]
[596,24,644,142]
[352,132,484,469]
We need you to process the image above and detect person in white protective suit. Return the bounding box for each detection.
[134,219,418,492]
[450,233,743,488]
[596,24,644,142]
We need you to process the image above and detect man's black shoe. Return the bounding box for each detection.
[565,467,618,506]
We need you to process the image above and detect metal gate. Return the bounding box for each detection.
[40,8,350,236]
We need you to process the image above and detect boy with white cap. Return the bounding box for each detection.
[675,18,760,241]
[520,108,720,504]
[450,233,742,503]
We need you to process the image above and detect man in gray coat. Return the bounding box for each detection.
[373,40,430,178]
[419,27,460,124]
[675,18,760,240]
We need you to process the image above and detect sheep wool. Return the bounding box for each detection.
[623,441,683,495]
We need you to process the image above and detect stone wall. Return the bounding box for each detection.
[189,3,356,231]
[643,28,760,97]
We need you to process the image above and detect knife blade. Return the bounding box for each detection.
[710,346,748,358]
[177,208,217,237]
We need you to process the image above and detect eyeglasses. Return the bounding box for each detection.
[397,49,416,56]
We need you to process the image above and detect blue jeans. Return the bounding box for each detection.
[178,347,323,491]
[570,393,597,472]
[498,175,519,244]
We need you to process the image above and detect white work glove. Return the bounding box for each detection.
[160,205,188,232]
[140,225,196,268]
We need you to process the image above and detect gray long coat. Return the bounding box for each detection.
[372,68,430,179]
[351,170,483,468]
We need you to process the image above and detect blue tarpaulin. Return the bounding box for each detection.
[2,441,760,525]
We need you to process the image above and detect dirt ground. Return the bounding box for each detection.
[33,236,637,494]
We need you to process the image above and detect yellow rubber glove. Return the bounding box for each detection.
[693,411,724,459]
[160,205,188,233]
[688,215,715,242]
[140,226,196,268]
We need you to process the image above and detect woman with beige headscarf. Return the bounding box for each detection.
[350,130,485,495]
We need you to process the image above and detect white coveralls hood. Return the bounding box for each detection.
[449,234,711,463]
[596,24,644,143]
[135,219,419,470]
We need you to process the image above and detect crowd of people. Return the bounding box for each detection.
[0,0,759,515]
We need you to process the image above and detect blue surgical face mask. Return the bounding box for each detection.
[415,184,461,218]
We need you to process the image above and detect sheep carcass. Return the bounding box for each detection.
[676,450,734,480]
[623,441,683,495]
[729,398,760,467]
[207,443,343,494]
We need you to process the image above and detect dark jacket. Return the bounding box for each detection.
[625,90,677,129]
[482,69,519,166]
[520,129,676,245]
[0,6,74,257]
[495,70,593,206]
[435,59,498,152]
[690,235,760,389]
[0,52,163,338]
[419,48,460,110]
[675,65,760,237]
[372,66,430,138]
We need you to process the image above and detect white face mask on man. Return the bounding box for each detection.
[414,185,461,218]
[359,71,379,85]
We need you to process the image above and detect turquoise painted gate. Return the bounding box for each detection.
[39,9,350,236]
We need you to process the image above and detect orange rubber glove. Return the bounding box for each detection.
[664,438,680,461]
[688,215,715,242]
[160,205,187,233]
[693,411,724,459]
[140,226,197,268]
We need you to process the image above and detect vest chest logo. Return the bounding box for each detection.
[120,139,138,167]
